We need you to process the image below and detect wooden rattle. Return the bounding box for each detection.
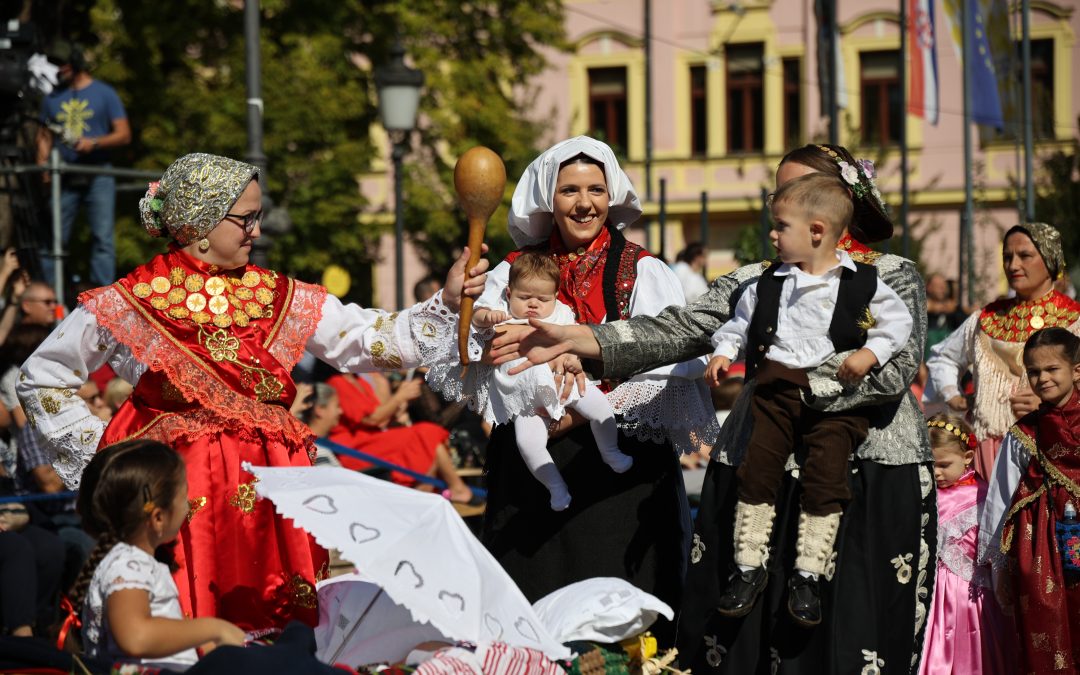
[453,146,506,366]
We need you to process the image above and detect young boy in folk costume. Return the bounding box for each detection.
[705,172,912,626]
[981,327,1080,673]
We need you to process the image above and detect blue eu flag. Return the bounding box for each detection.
[966,0,1004,129]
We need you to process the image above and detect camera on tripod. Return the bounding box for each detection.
[0,18,38,111]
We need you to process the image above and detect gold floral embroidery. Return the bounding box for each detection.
[150,297,169,310]
[132,282,152,298]
[212,313,233,328]
[233,310,250,327]
[235,287,254,300]
[169,267,186,286]
[205,276,227,296]
[242,271,261,288]
[187,496,207,521]
[979,291,1080,342]
[167,287,186,305]
[229,480,258,514]
[192,311,211,324]
[184,274,204,292]
[856,306,876,333]
[150,276,171,294]
[205,331,240,362]
[287,574,316,609]
[39,394,60,414]
[168,306,190,320]
[186,294,207,312]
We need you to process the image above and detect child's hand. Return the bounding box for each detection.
[473,308,509,328]
[705,355,731,388]
[837,348,878,385]
[213,619,246,648]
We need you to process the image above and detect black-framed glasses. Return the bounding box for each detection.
[224,210,263,234]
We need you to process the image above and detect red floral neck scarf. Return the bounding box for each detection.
[549,226,614,325]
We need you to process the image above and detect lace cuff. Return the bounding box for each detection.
[409,291,475,367]
[21,395,105,490]
[51,428,102,490]
[608,378,720,455]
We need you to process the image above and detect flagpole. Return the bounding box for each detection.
[1021,0,1035,220]
[828,0,839,144]
[962,0,975,307]
[900,0,910,259]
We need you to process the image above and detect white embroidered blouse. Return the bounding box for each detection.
[17,288,461,490]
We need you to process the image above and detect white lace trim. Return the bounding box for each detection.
[52,429,103,490]
[608,378,720,456]
[937,505,984,584]
[409,291,471,367]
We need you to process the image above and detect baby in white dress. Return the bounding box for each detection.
[473,252,632,510]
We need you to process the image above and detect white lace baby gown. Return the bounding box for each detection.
[486,299,584,426]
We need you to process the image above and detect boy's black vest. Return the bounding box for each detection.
[745,259,878,379]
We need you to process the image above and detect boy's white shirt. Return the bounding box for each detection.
[710,250,913,370]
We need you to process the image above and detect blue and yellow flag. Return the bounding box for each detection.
[942,0,1005,129]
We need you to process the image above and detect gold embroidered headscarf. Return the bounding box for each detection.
[1006,222,1066,280]
[139,153,259,246]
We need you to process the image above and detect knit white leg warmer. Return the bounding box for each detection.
[794,511,842,580]
[732,501,776,569]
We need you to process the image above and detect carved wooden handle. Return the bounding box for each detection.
[453,147,506,365]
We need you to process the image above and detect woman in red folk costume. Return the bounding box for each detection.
[926,223,1080,480]
[17,153,487,633]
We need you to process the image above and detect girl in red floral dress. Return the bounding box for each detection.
[981,327,1080,673]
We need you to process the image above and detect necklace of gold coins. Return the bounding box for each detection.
[131,267,278,329]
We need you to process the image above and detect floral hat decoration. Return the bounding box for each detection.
[139,153,259,246]
[813,144,894,243]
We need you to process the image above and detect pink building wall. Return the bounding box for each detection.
[366,0,1079,309]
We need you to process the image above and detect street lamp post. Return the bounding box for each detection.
[375,41,424,310]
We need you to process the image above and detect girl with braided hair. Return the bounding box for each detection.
[69,440,243,669]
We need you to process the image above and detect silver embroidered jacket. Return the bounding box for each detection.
[591,252,931,466]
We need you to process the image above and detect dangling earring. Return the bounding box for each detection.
[197,238,210,253]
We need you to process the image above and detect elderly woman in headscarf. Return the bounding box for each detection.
[926,223,1080,480]
[429,136,716,635]
[17,153,489,633]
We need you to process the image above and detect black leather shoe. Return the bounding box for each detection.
[715,567,768,618]
[787,574,821,627]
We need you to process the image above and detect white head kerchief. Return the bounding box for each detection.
[508,136,642,247]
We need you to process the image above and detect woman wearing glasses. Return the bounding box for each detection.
[16,153,489,633]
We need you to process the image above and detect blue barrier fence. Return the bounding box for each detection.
[0,440,486,503]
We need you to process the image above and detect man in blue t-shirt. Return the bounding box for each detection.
[35,40,131,289]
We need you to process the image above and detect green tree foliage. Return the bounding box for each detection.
[43,0,565,292]
[1034,139,1079,270]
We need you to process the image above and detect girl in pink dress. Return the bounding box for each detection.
[919,414,1016,674]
